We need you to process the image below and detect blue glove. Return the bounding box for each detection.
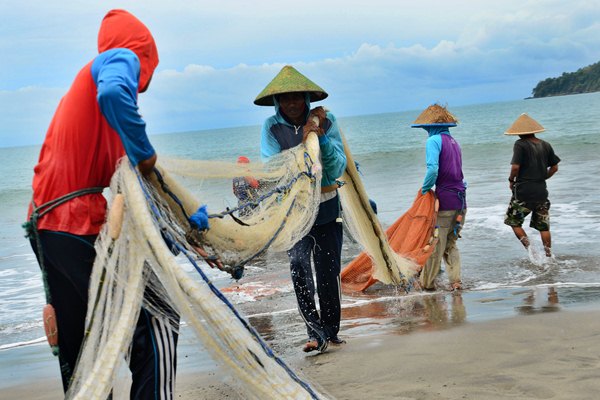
[189,205,210,231]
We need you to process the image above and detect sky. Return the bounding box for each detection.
[1,0,599,147]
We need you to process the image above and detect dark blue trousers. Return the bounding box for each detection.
[288,219,343,344]
[31,231,178,399]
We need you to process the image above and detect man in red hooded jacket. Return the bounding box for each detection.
[26,10,178,398]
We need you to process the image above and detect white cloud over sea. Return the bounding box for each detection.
[1,0,599,147]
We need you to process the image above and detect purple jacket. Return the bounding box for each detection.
[423,129,467,211]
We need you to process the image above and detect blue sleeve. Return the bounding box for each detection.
[422,135,441,193]
[260,118,281,162]
[319,112,347,185]
[92,49,155,166]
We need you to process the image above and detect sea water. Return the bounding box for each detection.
[1,92,600,388]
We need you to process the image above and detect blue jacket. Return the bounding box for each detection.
[91,48,155,166]
[260,94,347,187]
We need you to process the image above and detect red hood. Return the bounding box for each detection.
[97,9,158,92]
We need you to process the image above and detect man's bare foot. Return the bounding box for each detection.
[303,339,328,353]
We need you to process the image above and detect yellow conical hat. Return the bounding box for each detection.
[254,65,328,106]
[504,113,545,135]
[411,104,458,127]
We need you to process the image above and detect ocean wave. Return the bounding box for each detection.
[0,336,46,351]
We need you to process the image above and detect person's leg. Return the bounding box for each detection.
[531,200,552,257]
[539,231,552,256]
[31,231,96,392]
[511,226,530,248]
[288,234,327,349]
[504,197,531,250]
[420,244,444,290]
[420,211,453,290]
[129,307,179,400]
[312,220,343,342]
[443,210,466,289]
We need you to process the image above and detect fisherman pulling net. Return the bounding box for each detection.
[56,63,432,398]
[65,133,326,399]
[340,104,464,293]
[63,115,429,397]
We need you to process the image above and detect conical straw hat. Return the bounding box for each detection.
[254,65,328,106]
[411,104,458,128]
[504,113,545,135]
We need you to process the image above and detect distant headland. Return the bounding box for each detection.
[530,60,600,98]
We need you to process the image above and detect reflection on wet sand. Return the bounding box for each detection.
[237,285,592,359]
[515,286,560,315]
[340,291,467,336]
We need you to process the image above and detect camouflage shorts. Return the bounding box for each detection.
[504,198,551,231]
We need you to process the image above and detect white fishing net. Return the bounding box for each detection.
[158,145,322,270]
[337,132,420,287]
[64,126,419,399]
[66,134,326,399]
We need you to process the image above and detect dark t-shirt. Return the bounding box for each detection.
[511,138,560,202]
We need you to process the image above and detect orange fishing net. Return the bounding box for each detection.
[341,190,439,292]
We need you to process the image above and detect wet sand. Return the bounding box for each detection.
[183,308,600,399]
[4,307,600,399]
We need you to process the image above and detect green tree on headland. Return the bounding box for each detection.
[532,60,600,98]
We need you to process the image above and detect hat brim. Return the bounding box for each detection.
[411,123,457,128]
[504,113,545,136]
[254,65,328,106]
[504,128,545,135]
[254,91,327,106]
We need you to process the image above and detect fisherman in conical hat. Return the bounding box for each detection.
[504,113,560,257]
[412,104,467,291]
[255,65,347,353]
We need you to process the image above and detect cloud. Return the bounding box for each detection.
[1,0,599,147]
[0,87,63,147]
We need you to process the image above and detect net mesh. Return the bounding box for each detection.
[66,134,325,400]
[337,133,421,290]
[62,127,423,399]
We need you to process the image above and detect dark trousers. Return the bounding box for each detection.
[31,230,178,399]
[288,219,343,343]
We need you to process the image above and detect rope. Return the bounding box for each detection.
[22,187,104,358]
[23,187,105,304]
[153,167,192,221]
[134,167,322,400]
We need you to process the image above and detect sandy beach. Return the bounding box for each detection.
[4,307,599,399]
[178,309,600,400]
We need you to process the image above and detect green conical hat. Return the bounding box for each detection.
[254,65,328,106]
